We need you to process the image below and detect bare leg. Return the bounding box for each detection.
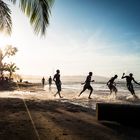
[78,88,86,97]
[88,88,93,99]
[114,87,117,96]
[128,85,138,98]
[49,85,51,91]
[54,92,58,97]
[110,90,112,95]
[115,90,117,96]
[58,92,63,98]
[108,85,112,95]
[131,89,138,99]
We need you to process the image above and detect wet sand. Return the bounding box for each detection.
[0,83,140,140]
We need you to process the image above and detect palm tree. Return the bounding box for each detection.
[0,45,18,76]
[6,62,19,79]
[0,0,54,36]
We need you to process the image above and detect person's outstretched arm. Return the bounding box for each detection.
[133,78,140,85]
[81,82,85,85]
[106,79,111,85]
[81,79,86,85]
[121,73,126,79]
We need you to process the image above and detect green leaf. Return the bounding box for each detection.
[0,0,12,35]
[10,0,54,36]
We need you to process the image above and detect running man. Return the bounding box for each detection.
[107,75,118,95]
[48,76,52,90]
[53,69,62,98]
[122,73,140,98]
[42,77,45,87]
[78,72,94,99]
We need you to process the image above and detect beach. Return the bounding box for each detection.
[0,82,140,140]
[1,0,140,139]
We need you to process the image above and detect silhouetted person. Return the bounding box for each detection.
[48,76,52,90]
[78,72,94,99]
[53,70,62,98]
[122,73,140,98]
[20,78,22,83]
[42,77,45,87]
[107,75,118,95]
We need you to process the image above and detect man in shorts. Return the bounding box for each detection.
[42,77,45,87]
[48,76,52,90]
[53,69,62,98]
[122,73,140,98]
[107,75,118,95]
[78,72,94,99]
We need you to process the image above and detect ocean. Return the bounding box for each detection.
[8,76,140,110]
[43,82,140,110]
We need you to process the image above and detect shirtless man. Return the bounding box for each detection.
[78,72,94,99]
[48,76,52,90]
[107,75,118,95]
[122,73,140,98]
[53,70,62,98]
[42,77,45,87]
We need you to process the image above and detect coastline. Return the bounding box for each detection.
[0,82,140,139]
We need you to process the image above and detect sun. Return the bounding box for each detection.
[0,34,13,48]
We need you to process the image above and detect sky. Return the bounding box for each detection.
[1,0,140,79]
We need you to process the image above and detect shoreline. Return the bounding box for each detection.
[1,82,140,107]
[0,82,140,139]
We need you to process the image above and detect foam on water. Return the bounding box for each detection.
[59,83,140,109]
[0,83,140,110]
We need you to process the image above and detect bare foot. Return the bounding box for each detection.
[78,93,82,97]
[133,95,138,99]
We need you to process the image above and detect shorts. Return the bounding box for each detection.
[108,84,117,92]
[56,83,61,92]
[84,84,93,90]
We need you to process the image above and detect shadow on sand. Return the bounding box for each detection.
[0,97,140,140]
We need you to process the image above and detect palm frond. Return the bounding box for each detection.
[10,0,54,36]
[0,0,12,35]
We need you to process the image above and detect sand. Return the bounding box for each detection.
[0,83,140,140]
